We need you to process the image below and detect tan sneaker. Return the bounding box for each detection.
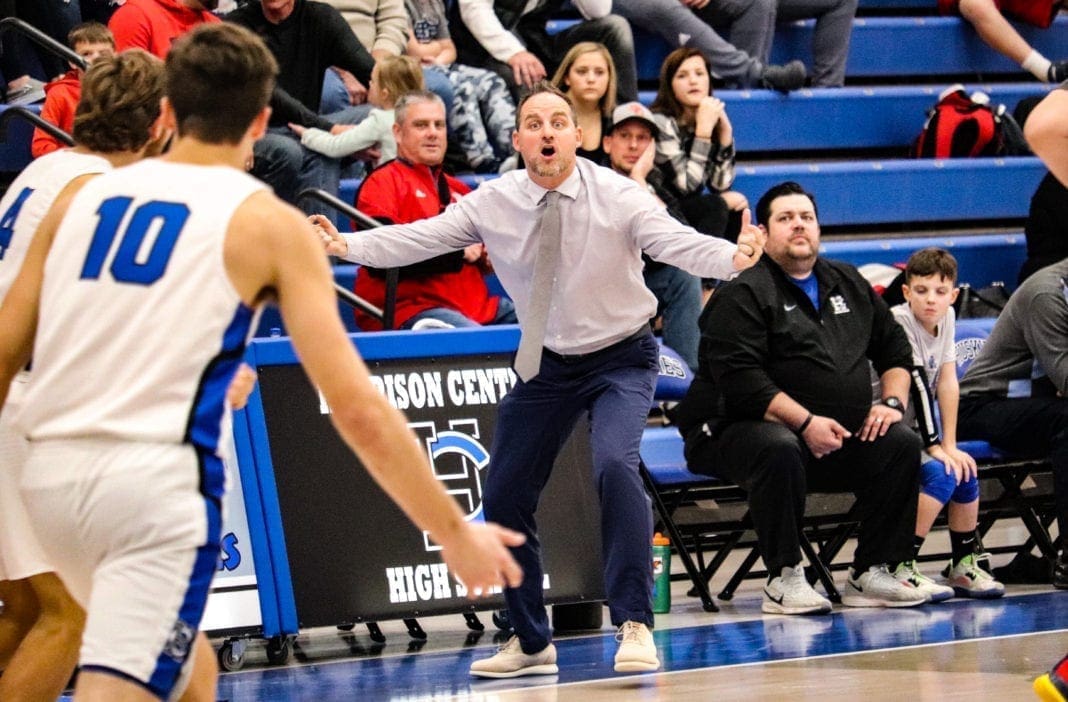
[469,635,558,678]
[613,621,660,673]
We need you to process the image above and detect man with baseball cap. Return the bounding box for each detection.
[602,101,715,371]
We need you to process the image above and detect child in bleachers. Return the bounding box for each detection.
[404,0,516,173]
[289,55,423,168]
[649,47,747,242]
[550,42,615,165]
[890,247,1005,600]
[30,22,115,159]
[942,0,1067,82]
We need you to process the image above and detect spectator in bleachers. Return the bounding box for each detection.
[602,101,715,372]
[941,0,1067,82]
[31,22,115,158]
[888,248,1004,601]
[290,54,424,168]
[611,0,816,90]
[550,42,614,164]
[309,91,515,331]
[108,0,220,58]
[227,0,379,213]
[0,0,83,82]
[447,0,638,105]
[675,180,928,614]
[318,0,456,119]
[650,47,747,241]
[404,0,517,172]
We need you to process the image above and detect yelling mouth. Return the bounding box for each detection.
[540,145,556,158]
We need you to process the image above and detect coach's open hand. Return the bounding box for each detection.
[308,214,349,257]
[732,208,765,271]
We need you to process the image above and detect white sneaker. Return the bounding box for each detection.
[613,621,660,673]
[762,565,833,614]
[841,564,927,608]
[893,560,954,603]
[944,553,1005,599]
[469,636,558,678]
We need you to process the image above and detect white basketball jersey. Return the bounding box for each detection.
[0,149,111,305]
[18,159,266,478]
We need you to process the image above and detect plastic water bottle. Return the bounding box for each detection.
[652,532,671,614]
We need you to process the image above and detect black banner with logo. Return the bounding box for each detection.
[257,353,606,627]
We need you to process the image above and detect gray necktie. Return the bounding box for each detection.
[514,190,562,382]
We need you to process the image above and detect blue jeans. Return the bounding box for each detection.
[400,297,517,330]
[643,264,702,371]
[253,104,371,215]
[485,331,659,652]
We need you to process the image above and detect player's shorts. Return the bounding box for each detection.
[21,438,222,700]
[0,377,51,582]
[938,0,1060,28]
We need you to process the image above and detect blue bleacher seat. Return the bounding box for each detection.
[0,103,40,173]
[734,157,1045,226]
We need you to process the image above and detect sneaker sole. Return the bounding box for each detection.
[469,664,559,679]
[841,594,926,608]
[614,660,661,673]
[924,589,954,603]
[761,600,832,615]
[1034,674,1068,702]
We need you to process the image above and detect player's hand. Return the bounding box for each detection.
[731,208,764,271]
[858,404,903,442]
[508,51,546,88]
[801,415,851,458]
[226,363,258,410]
[937,443,978,483]
[308,214,348,257]
[438,521,525,598]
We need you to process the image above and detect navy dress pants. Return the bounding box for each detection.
[484,330,659,654]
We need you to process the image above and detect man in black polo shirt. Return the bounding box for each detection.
[675,181,927,615]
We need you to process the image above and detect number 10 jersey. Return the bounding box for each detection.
[18,159,267,461]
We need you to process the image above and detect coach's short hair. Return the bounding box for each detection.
[165,23,278,144]
[515,81,577,131]
[72,49,164,153]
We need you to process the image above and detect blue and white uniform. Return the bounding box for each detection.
[0,149,110,583]
[15,159,265,699]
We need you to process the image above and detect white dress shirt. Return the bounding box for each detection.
[342,158,740,355]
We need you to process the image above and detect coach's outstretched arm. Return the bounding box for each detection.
[227,192,525,596]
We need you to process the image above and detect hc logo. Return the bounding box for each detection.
[409,419,490,552]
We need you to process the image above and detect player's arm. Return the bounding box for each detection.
[225,193,524,595]
[934,363,977,480]
[0,175,93,412]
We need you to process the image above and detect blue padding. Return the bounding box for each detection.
[771,16,1068,77]
[953,317,994,378]
[656,342,693,401]
[735,158,1044,226]
[820,233,1026,291]
[640,426,714,486]
[0,104,40,173]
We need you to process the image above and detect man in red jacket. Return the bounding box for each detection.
[314,90,515,331]
[30,22,115,158]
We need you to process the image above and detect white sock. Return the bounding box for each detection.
[1021,49,1053,82]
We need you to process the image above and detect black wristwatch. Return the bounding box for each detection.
[880,396,904,412]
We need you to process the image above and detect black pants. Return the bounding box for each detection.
[685,420,921,575]
[959,394,1068,548]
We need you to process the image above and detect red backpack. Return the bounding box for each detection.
[913,85,1026,159]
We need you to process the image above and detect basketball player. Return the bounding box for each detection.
[0,49,171,701]
[0,23,523,702]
